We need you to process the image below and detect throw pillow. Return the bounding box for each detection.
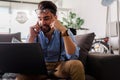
[75,33,95,67]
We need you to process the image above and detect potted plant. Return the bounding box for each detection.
[61,11,85,35]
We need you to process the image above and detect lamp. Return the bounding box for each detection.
[101,0,120,54]
[101,0,116,6]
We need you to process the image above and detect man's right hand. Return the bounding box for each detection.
[28,22,41,43]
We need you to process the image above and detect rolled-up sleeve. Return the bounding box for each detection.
[65,29,80,60]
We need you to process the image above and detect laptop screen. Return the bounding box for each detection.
[0,43,47,75]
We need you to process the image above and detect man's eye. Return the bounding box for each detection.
[39,18,42,21]
[38,16,51,21]
[38,17,42,20]
[44,17,50,20]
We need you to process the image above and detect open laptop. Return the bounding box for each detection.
[0,43,48,75]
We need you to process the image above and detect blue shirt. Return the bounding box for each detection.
[35,29,80,62]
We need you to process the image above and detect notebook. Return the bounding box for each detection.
[0,43,47,75]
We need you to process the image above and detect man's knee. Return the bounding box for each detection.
[67,60,84,70]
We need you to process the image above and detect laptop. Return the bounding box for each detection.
[0,43,48,75]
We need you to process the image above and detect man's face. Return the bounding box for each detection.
[36,9,55,33]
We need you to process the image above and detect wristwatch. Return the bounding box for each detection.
[61,30,69,37]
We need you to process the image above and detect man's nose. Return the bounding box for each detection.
[41,19,47,25]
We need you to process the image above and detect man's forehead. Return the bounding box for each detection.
[36,9,52,15]
[38,12,52,18]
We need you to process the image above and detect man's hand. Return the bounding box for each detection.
[28,22,41,43]
[50,15,67,33]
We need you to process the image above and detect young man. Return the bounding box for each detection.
[17,1,85,80]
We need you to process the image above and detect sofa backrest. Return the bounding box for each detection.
[0,32,21,42]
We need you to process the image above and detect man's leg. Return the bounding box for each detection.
[16,74,47,80]
[54,60,85,80]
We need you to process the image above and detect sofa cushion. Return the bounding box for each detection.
[87,53,120,80]
[85,74,96,80]
[75,33,95,67]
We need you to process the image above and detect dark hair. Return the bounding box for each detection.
[38,1,57,15]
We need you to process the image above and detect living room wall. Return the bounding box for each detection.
[62,0,114,38]
[0,0,118,39]
[63,0,116,37]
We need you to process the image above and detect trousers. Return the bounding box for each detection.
[16,60,85,80]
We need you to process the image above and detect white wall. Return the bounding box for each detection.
[62,0,107,38]
[0,0,118,39]
[0,1,38,39]
[10,3,38,39]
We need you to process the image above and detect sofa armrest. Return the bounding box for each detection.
[86,53,120,80]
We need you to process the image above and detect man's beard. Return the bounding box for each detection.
[40,24,51,33]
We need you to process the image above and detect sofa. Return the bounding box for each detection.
[75,33,120,80]
[0,32,21,42]
[85,52,120,80]
[1,32,120,80]
[46,33,120,80]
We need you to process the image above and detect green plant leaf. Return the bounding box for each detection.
[64,25,68,28]
[75,18,84,29]
[62,17,69,24]
[79,19,84,25]
[60,21,63,24]
[71,13,76,19]
[76,17,81,25]
[61,11,85,29]
[69,12,76,19]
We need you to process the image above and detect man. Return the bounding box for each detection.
[17,1,85,80]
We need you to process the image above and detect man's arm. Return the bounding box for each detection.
[62,30,76,55]
[52,19,76,55]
